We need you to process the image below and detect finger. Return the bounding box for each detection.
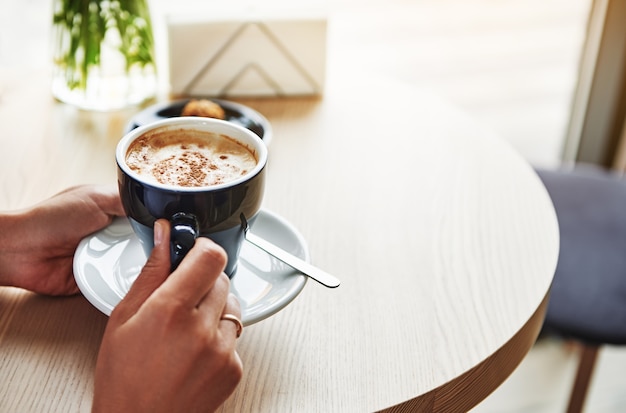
[224,293,242,319]
[89,185,126,217]
[55,185,125,217]
[197,273,232,320]
[158,237,227,308]
[111,220,171,322]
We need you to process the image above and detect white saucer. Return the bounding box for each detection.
[74,209,308,326]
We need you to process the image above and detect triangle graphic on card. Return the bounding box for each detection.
[183,22,322,96]
[220,63,282,96]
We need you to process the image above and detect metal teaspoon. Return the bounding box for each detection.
[240,214,341,288]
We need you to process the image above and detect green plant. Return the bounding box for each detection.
[52,0,155,91]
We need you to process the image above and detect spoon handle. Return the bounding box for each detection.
[244,231,341,288]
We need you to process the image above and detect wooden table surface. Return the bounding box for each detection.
[0,1,559,412]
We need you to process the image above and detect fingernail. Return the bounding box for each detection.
[154,221,164,246]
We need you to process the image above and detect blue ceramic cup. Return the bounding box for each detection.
[116,117,268,276]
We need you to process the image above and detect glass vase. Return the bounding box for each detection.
[51,0,157,111]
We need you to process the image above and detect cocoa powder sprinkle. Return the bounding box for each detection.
[126,130,257,187]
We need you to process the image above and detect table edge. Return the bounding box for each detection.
[377,291,550,413]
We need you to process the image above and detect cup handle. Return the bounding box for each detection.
[170,212,199,271]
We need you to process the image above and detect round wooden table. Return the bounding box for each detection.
[0,69,558,412]
[0,2,558,411]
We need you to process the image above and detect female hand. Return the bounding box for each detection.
[0,185,124,295]
[92,219,243,413]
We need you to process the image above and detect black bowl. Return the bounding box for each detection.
[125,98,272,144]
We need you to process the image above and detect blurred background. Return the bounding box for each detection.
[0,0,592,169]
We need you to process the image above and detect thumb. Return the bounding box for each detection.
[110,219,171,323]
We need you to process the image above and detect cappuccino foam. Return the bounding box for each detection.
[125,129,258,187]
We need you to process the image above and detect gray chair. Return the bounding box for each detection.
[536,165,626,413]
